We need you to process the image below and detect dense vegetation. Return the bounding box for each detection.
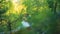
[0,0,60,34]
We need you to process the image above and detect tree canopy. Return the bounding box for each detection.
[0,0,60,34]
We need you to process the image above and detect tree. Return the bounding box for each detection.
[22,0,56,34]
[0,0,12,34]
[0,0,12,14]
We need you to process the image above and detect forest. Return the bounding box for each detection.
[0,0,60,34]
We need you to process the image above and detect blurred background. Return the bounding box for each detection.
[0,0,60,34]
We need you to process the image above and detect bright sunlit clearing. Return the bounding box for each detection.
[13,0,18,3]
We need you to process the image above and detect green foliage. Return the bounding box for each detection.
[0,0,59,34]
[0,0,12,14]
[21,0,57,34]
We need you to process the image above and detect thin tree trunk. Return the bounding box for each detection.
[53,2,57,15]
[7,21,12,34]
